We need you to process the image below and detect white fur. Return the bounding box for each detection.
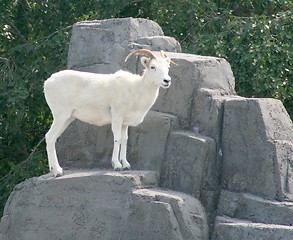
[44,53,172,176]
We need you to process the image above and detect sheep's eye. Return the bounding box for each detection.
[150,66,156,70]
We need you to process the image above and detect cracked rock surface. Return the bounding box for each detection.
[0,170,208,240]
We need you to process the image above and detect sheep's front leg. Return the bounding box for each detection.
[111,118,123,171]
[120,125,130,170]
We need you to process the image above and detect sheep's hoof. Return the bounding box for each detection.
[55,171,64,177]
[50,166,64,177]
[114,167,123,171]
[122,164,131,170]
[114,165,123,171]
[112,161,123,171]
[121,160,131,170]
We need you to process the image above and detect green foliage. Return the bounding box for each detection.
[0,0,292,217]
[0,0,100,216]
[184,7,292,117]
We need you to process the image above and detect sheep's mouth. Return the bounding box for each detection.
[161,83,169,88]
[161,80,171,88]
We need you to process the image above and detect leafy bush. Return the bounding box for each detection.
[0,0,99,215]
[0,0,292,216]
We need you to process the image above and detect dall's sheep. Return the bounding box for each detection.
[44,49,176,176]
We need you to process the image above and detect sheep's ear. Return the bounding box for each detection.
[160,50,168,58]
[141,57,151,68]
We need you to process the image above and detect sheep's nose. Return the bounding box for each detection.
[163,79,171,84]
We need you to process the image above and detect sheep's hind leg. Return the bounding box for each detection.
[120,125,130,170]
[45,114,73,176]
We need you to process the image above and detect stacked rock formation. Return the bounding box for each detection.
[0,18,292,240]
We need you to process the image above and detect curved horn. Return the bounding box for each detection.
[125,49,156,62]
[170,60,178,66]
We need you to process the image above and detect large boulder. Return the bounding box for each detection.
[0,170,208,240]
[221,98,293,201]
[213,216,293,240]
[67,17,181,73]
[217,190,293,226]
[160,130,219,227]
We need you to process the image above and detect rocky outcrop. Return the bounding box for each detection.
[213,98,293,239]
[213,190,293,239]
[67,18,181,74]
[0,17,292,240]
[0,170,208,240]
[221,98,293,201]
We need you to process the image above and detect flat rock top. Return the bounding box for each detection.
[37,169,159,187]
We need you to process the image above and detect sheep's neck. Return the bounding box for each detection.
[142,73,160,97]
[132,74,159,111]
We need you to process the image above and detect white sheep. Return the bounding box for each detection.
[44,49,176,176]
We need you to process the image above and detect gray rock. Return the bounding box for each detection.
[160,130,219,228]
[57,121,113,169]
[127,111,179,173]
[212,216,293,240]
[131,188,209,240]
[221,98,293,200]
[67,17,181,73]
[135,36,182,52]
[0,170,208,240]
[191,88,242,143]
[217,190,293,226]
[161,130,217,197]
[68,18,162,68]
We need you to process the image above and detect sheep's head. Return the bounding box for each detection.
[125,49,176,89]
